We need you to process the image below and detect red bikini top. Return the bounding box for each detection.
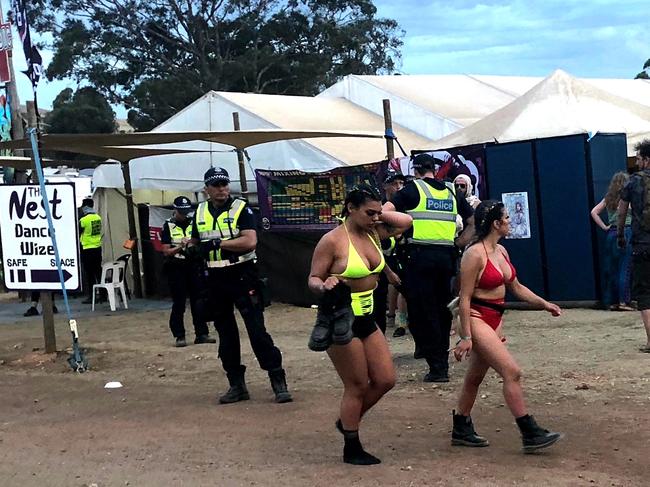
[477,242,517,290]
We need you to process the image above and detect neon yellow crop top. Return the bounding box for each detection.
[337,222,385,279]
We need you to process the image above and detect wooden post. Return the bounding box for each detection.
[26,101,57,354]
[382,99,395,161]
[121,160,143,299]
[232,112,248,195]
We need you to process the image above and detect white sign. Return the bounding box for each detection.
[0,184,80,290]
[502,191,531,239]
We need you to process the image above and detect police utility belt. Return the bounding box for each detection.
[205,250,256,268]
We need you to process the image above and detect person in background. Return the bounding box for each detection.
[191,167,292,404]
[23,292,57,317]
[618,139,650,352]
[590,172,634,311]
[160,196,216,347]
[79,198,103,304]
[373,171,406,334]
[383,153,475,382]
[452,200,563,453]
[453,174,481,209]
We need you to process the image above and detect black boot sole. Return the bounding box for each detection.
[452,437,490,447]
[274,393,293,404]
[218,393,250,404]
[522,433,563,453]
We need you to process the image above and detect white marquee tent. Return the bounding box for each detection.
[425,70,650,151]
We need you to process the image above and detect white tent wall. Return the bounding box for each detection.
[318,75,464,140]
[93,92,345,192]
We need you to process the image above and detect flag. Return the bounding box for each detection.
[11,0,42,88]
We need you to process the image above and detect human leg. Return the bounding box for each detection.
[632,251,650,349]
[472,319,561,451]
[328,340,381,465]
[360,329,396,416]
[167,266,188,341]
[186,268,210,340]
[603,231,620,308]
[372,273,388,334]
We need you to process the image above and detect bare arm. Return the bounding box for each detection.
[590,199,609,231]
[455,215,475,248]
[616,199,630,242]
[458,246,482,339]
[502,246,561,316]
[375,210,412,241]
[308,234,339,295]
[161,243,183,257]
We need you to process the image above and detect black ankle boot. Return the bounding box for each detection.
[451,410,489,447]
[516,414,562,453]
[335,421,381,466]
[218,365,250,404]
[268,368,293,403]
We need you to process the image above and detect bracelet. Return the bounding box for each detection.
[460,335,472,341]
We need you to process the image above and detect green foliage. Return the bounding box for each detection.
[31,0,403,131]
[44,87,117,134]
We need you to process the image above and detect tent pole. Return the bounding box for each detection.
[232,112,248,196]
[121,160,143,299]
[382,99,395,160]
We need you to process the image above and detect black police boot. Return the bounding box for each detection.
[194,334,217,344]
[218,365,250,404]
[23,306,39,317]
[268,368,293,403]
[451,410,489,447]
[515,414,562,453]
[424,357,449,383]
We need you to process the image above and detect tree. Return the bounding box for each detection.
[31,1,403,131]
[44,87,117,134]
[634,58,650,79]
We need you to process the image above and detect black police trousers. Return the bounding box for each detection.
[166,260,209,339]
[81,247,102,296]
[402,245,455,370]
[203,261,282,374]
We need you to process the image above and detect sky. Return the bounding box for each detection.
[5,0,649,119]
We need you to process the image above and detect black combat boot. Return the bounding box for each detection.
[515,414,562,453]
[424,356,449,383]
[335,419,381,465]
[451,410,489,447]
[218,365,250,404]
[268,368,293,403]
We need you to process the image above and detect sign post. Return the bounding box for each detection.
[0,183,80,353]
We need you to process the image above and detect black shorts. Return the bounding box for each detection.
[351,314,378,339]
[632,250,650,310]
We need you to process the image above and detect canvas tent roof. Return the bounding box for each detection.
[93,91,433,191]
[320,73,650,141]
[425,70,650,150]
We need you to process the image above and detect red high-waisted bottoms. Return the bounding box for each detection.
[470,297,505,330]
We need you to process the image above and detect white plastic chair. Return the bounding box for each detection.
[92,261,128,311]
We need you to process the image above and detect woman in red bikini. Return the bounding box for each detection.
[452,200,563,453]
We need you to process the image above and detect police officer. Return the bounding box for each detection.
[191,167,292,404]
[79,198,103,304]
[383,154,474,382]
[160,196,216,347]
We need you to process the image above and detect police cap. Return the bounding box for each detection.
[411,153,435,172]
[173,196,193,215]
[204,167,230,186]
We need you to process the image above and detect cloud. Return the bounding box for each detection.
[374,0,648,78]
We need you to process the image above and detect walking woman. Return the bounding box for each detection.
[452,200,563,453]
[590,172,634,311]
[308,184,412,465]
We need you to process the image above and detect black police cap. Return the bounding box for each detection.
[204,167,230,185]
[412,153,436,171]
[173,196,193,214]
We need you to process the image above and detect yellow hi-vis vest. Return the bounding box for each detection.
[406,179,458,246]
[168,220,193,259]
[195,199,256,265]
[382,236,396,256]
[79,213,102,250]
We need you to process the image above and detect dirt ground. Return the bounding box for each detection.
[0,293,648,487]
